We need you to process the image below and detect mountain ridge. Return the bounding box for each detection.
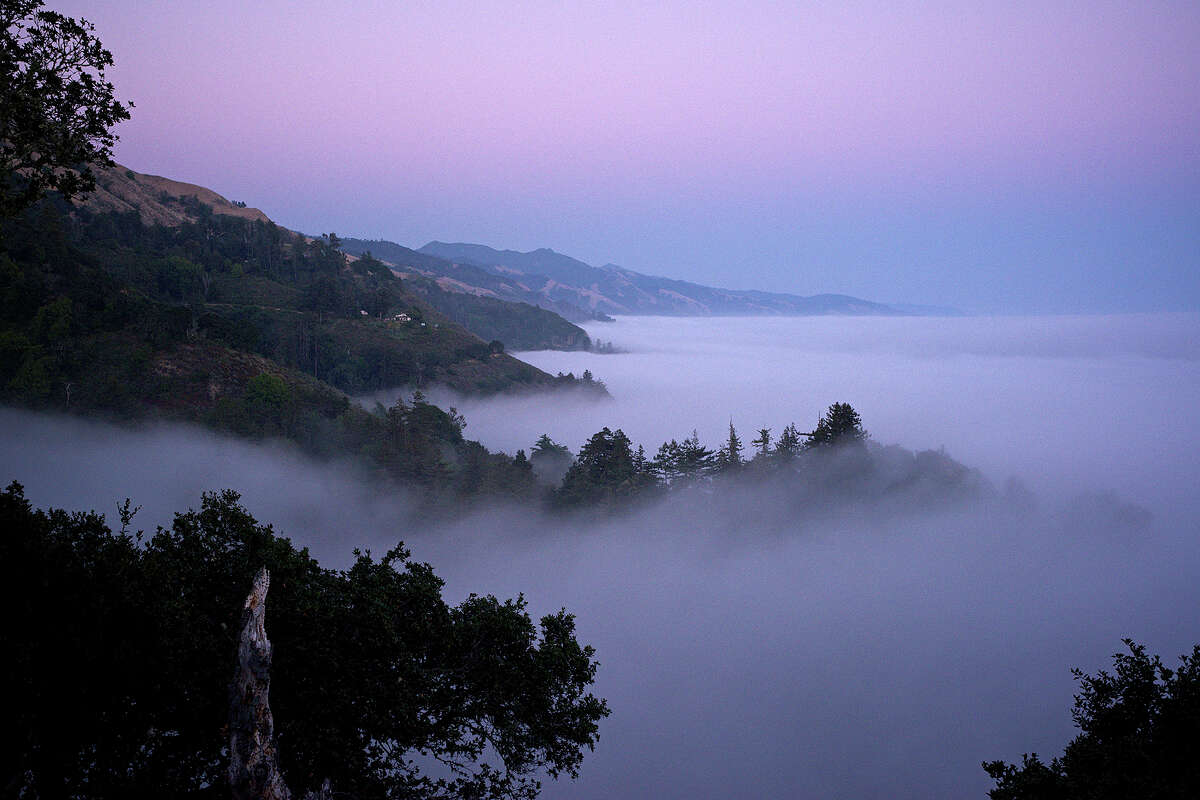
[337,238,611,327]
[418,240,903,317]
[78,164,601,353]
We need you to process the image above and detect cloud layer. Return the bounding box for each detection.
[4,313,1199,797]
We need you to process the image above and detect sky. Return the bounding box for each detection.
[50,0,1200,312]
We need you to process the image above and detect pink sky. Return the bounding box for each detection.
[48,0,1200,311]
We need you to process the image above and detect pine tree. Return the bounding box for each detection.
[715,420,743,471]
[805,403,867,449]
[678,430,715,477]
[751,427,772,458]
[775,423,803,460]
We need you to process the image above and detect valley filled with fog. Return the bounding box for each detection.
[4,312,1200,798]
[438,313,1200,511]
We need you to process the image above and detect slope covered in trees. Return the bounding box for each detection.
[0,190,595,398]
[340,236,612,329]
[0,194,610,508]
[398,271,594,351]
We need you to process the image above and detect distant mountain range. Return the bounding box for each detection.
[342,238,904,318]
[338,238,610,325]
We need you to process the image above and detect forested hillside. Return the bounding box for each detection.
[398,272,593,351]
[0,190,610,508]
[340,236,611,335]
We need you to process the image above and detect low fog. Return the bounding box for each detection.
[4,313,1199,798]
[426,313,1200,510]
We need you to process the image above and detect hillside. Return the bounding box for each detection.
[81,163,273,227]
[339,237,612,326]
[79,169,569,391]
[81,167,598,353]
[0,174,610,505]
[419,241,902,317]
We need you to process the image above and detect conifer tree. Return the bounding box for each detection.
[715,420,743,471]
[751,427,772,458]
[805,403,867,449]
[775,423,803,460]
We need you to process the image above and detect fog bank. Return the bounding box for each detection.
[3,313,1199,798]
[426,313,1200,510]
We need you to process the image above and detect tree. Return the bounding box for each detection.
[751,427,771,459]
[531,434,569,459]
[652,430,714,485]
[1,0,132,214]
[805,402,867,449]
[366,284,394,318]
[713,419,743,472]
[0,482,609,799]
[302,275,343,320]
[984,639,1200,799]
[774,423,803,461]
[529,434,573,486]
[555,427,648,506]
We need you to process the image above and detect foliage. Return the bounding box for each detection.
[530,433,573,486]
[548,404,991,513]
[750,427,771,459]
[806,402,867,449]
[650,430,714,487]
[983,639,1200,799]
[774,423,804,460]
[0,481,608,799]
[713,420,744,472]
[532,433,570,459]
[554,427,655,507]
[400,272,592,352]
[1,0,131,214]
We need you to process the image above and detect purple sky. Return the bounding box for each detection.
[52,0,1200,312]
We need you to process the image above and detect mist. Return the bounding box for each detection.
[423,313,1200,510]
[4,313,1199,798]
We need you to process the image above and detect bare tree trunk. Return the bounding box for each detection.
[228,567,292,800]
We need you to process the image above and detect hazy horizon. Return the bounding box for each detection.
[44,0,1200,314]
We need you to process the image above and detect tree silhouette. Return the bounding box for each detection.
[714,420,743,471]
[1,483,609,799]
[806,402,867,449]
[984,639,1200,799]
[1,0,132,214]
